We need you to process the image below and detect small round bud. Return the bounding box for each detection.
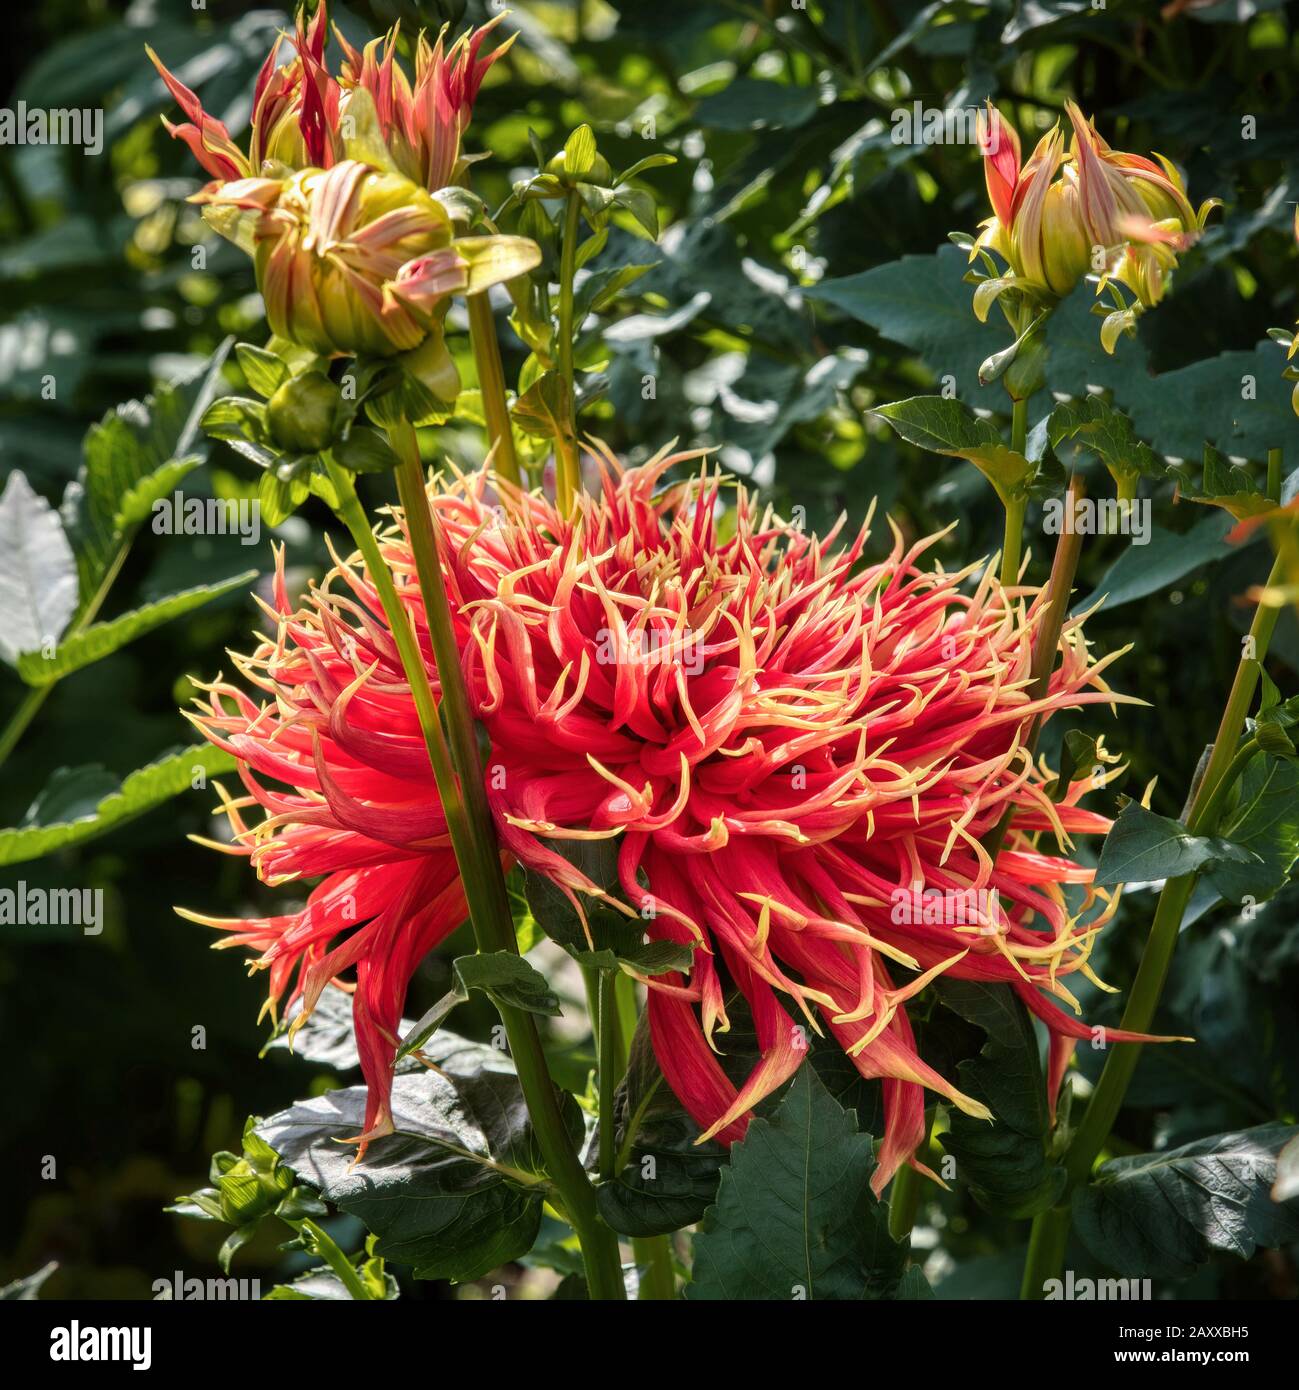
[544,150,614,188]
[267,373,341,453]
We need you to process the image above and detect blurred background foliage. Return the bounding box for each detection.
[2,0,1298,1299]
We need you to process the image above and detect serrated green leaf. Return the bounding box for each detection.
[257,1036,580,1283]
[16,571,254,686]
[686,1067,905,1300]
[1092,801,1261,888]
[395,952,560,1063]
[62,339,234,598]
[1048,395,1163,483]
[1072,1124,1299,1278]
[874,395,1033,497]
[596,1014,731,1237]
[0,744,236,866]
[521,838,691,975]
[235,343,290,399]
[934,981,1065,1219]
[454,951,562,1016]
[1206,754,1299,905]
[1170,442,1274,522]
[512,370,568,439]
[112,457,202,531]
[574,262,658,324]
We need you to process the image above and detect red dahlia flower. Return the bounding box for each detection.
[183,452,1145,1190]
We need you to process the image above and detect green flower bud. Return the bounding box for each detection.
[267,373,341,453]
[544,151,614,189]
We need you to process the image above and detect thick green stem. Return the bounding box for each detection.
[1267,447,1282,504]
[0,687,48,769]
[555,190,583,514]
[1019,1205,1070,1300]
[614,970,638,1047]
[983,474,1087,864]
[1020,548,1288,1298]
[1192,737,1259,836]
[999,493,1028,588]
[633,1235,677,1300]
[467,291,521,488]
[888,1161,923,1244]
[324,457,462,817]
[888,1107,936,1243]
[1010,396,1028,454]
[298,1219,373,1301]
[388,429,507,908]
[595,969,628,1182]
[326,449,625,1300]
[997,397,1031,586]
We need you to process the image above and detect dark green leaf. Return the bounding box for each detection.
[807,246,1002,402]
[686,1067,905,1300]
[596,1013,730,1237]
[265,990,420,1075]
[331,427,400,475]
[454,951,562,1016]
[1077,513,1235,613]
[935,981,1065,1219]
[63,340,234,598]
[1048,395,1163,482]
[1093,801,1261,888]
[258,1036,579,1283]
[692,79,820,132]
[1206,755,1299,905]
[1072,1124,1299,1278]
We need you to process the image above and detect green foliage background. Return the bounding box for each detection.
[2,0,1299,1299]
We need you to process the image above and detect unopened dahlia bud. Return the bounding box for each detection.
[971,101,1217,331]
[1065,101,1218,311]
[544,147,615,189]
[1037,178,1091,297]
[150,3,512,195]
[387,236,543,316]
[976,111,1089,301]
[196,160,453,357]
